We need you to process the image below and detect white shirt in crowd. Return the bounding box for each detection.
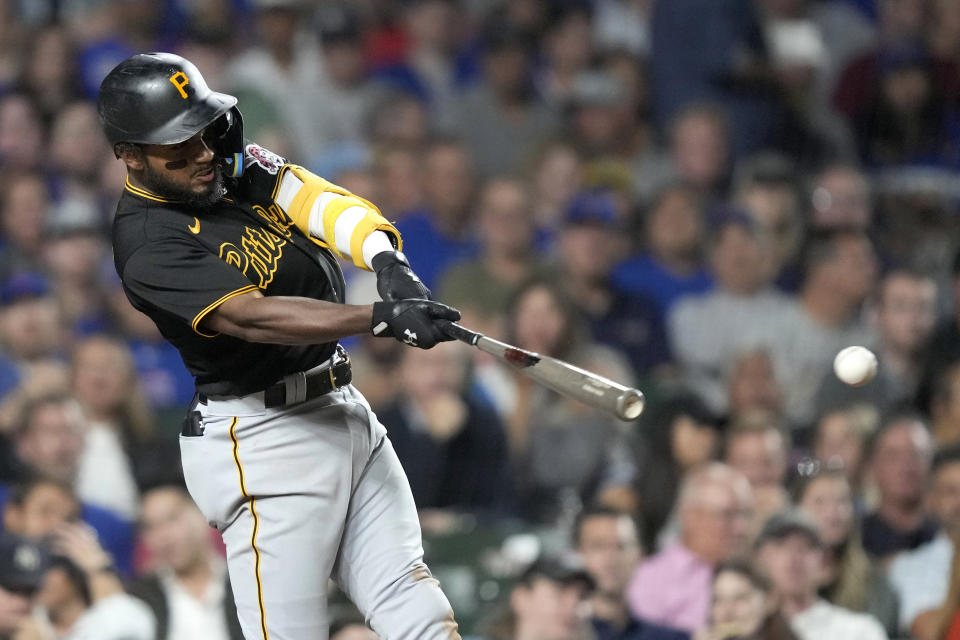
[76,422,140,521]
[888,533,952,633]
[160,560,231,640]
[791,599,888,640]
[55,593,156,640]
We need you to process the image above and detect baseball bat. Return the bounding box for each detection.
[438,321,645,421]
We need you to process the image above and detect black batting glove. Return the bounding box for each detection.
[372,250,431,301]
[371,299,461,349]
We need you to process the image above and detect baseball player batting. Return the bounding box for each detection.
[98,53,463,640]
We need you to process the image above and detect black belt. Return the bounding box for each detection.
[263,353,352,408]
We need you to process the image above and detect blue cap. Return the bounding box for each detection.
[0,534,49,593]
[0,273,50,305]
[563,191,617,227]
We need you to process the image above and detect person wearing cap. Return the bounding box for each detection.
[555,189,671,379]
[474,554,596,640]
[0,533,47,638]
[627,463,754,634]
[98,52,462,640]
[754,510,887,640]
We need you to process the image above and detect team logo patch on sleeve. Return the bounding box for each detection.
[245,144,285,175]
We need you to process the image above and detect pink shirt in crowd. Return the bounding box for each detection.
[626,541,713,634]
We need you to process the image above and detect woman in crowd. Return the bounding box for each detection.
[697,557,798,640]
[792,460,900,636]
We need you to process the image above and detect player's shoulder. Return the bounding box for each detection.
[242,141,286,176]
[233,140,290,201]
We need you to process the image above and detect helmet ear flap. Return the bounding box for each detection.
[205,106,245,177]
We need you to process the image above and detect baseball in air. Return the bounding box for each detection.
[833,346,878,386]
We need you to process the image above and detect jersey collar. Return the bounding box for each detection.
[124,176,177,204]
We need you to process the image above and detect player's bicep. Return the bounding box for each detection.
[122,241,257,337]
[273,165,401,269]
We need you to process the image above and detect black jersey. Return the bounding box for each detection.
[112,143,392,397]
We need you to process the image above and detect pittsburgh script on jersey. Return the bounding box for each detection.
[216,204,293,289]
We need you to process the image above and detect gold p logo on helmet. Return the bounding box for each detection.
[169,72,190,99]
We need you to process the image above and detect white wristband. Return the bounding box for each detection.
[362,231,396,270]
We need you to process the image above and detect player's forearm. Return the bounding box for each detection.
[205,294,373,344]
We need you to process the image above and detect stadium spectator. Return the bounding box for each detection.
[888,443,960,640]
[308,2,380,158]
[627,463,754,633]
[225,0,323,162]
[374,0,464,127]
[861,410,938,559]
[392,136,478,289]
[527,139,584,243]
[768,230,878,427]
[537,4,594,106]
[37,522,155,639]
[634,393,722,552]
[474,555,595,640]
[0,174,50,278]
[724,415,791,533]
[696,557,799,640]
[669,212,792,413]
[649,0,779,157]
[753,509,887,640]
[731,152,804,291]
[42,213,110,336]
[437,177,549,332]
[0,273,64,400]
[377,342,512,516]
[792,460,900,636]
[452,15,558,177]
[816,269,938,414]
[612,184,712,315]
[555,191,671,379]
[811,404,878,494]
[574,505,689,640]
[130,484,244,640]
[70,336,155,510]
[806,163,873,232]
[2,477,78,540]
[0,94,44,173]
[725,349,785,423]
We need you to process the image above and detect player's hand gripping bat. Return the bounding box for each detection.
[438,321,644,421]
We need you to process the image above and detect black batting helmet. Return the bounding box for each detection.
[97,52,245,176]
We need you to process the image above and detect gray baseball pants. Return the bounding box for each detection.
[179,383,461,640]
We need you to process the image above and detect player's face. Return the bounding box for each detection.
[140,131,224,207]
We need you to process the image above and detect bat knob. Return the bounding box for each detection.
[618,389,645,421]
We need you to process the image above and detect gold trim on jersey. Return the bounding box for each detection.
[190,284,259,337]
[124,177,176,203]
[229,417,269,640]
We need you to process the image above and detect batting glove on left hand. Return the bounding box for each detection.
[372,250,431,301]
[371,299,460,349]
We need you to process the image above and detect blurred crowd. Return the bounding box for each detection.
[0,0,959,638]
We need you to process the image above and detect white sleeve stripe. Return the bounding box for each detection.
[307,192,343,241]
[332,205,368,256]
[276,172,302,212]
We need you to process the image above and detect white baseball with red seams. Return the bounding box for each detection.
[833,346,878,386]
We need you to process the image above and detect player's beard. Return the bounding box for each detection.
[142,162,226,208]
